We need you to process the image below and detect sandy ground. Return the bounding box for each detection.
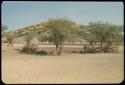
[2,44,124,84]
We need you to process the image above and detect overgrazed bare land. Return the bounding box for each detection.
[2,44,124,84]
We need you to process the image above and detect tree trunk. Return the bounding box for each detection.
[100,41,103,48]
[55,43,59,54]
[27,41,30,47]
[55,42,63,55]
[58,44,63,55]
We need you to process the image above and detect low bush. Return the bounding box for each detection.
[72,50,77,53]
[21,45,48,55]
[80,50,84,53]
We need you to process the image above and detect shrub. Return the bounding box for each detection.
[72,50,77,53]
[80,50,84,53]
[21,45,49,55]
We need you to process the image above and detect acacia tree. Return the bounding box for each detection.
[2,25,8,32]
[24,32,34,47]
[83,21,123,53]
[1,25,14,46]
[89,22,122,43]
[38,18,80,55]
[2,25,8,38]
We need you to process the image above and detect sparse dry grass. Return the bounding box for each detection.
[2,44,124,84]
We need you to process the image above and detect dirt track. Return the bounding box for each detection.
[2,45,124,84]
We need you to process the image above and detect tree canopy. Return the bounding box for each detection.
[2,25,8,32]
[83,21,123,47]
[38,18,80,55]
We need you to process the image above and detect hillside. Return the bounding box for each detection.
[2,22,88,44]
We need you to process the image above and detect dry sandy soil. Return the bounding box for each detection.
[2,44,124,84]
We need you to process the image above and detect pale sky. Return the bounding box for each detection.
[2,1,123,31]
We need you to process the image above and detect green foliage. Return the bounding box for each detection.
[81,21,123,53]
[38,32,50,42]
[86,21,123,45]
[24,32,34,46]
[84,33,97,44]
[47,18,80,42]
[38,18,80,55]
[2,25,8,32]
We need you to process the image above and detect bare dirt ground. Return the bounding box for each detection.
[2,44,124,84]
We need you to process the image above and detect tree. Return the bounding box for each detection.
[82,21,123,53]
[1,25,14,47]
[2,25,8,38]
[2,25,8,32]
[24,32,34,47]
[39,18,80,55]
[89,21,122,44]
[6,33,14,46]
